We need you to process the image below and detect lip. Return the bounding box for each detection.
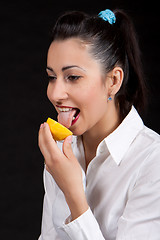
[56,105,73,108]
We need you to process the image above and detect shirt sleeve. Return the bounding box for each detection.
[39,168,105,240]
[60,208,105,239]
[116,147,160,239]
[38,167,60,240]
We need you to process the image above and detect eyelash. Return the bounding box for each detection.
[47,76,56,82]
[67,75,81,81]
[47,75,82,82]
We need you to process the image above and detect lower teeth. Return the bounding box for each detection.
[72,116,75,120]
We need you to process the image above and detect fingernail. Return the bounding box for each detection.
[40,123,44,129]
[43,122,48,128]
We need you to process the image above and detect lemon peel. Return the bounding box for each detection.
[46,117,73,141]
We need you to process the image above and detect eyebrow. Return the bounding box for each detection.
[46,66,54,72]
[46,65,86,73]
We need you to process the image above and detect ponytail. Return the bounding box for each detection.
[52,9,147,120]
[113,10,147,119]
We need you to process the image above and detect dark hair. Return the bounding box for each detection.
[51,9,147,120]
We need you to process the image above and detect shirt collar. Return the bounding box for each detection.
[105,106,144,165]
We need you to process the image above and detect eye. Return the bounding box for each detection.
[67,75,82,81]
[47,75,56,82]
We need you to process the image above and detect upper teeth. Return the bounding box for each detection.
[57,107,73,112]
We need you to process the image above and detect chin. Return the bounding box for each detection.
[70,124,86,137]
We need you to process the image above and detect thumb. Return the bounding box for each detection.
[63,135,74,159]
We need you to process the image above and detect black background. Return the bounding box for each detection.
[1,0,160,239]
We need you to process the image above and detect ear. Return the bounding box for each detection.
[106,67,124,97]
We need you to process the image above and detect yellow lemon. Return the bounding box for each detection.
[46,117,73,141]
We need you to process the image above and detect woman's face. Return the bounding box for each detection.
[46,38,111,136]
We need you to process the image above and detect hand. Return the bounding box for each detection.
[38,122,89,220]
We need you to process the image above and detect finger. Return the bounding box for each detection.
[63,135,75,160]
[39,123,51,160]
[39,122,61,160]
[39,123,56,148]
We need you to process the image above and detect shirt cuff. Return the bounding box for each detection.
[60,208,105,239]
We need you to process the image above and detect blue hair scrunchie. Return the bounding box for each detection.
[98,9,116,24]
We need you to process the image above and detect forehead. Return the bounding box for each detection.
[47,38,100,71]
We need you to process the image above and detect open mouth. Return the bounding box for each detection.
[72,108,80,121]
[71,108,80,126]
[56,106,80,128]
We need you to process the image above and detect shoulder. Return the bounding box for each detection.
[136,124,160,151]
[142,125,160,143]
[135,126,160,183]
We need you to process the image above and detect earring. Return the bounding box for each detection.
[108,96,112,101]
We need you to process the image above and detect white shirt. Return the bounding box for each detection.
[38,106,160,240]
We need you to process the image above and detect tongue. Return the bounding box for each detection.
[57,109,77,128]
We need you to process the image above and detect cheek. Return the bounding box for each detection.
[46,84,51,100]
[47,83,54,103]
[78,83,107,116]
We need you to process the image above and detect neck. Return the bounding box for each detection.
[82,104,120,167]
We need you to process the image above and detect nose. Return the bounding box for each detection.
[47,79,68,104]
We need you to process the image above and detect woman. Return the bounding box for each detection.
[38,9,160,240]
